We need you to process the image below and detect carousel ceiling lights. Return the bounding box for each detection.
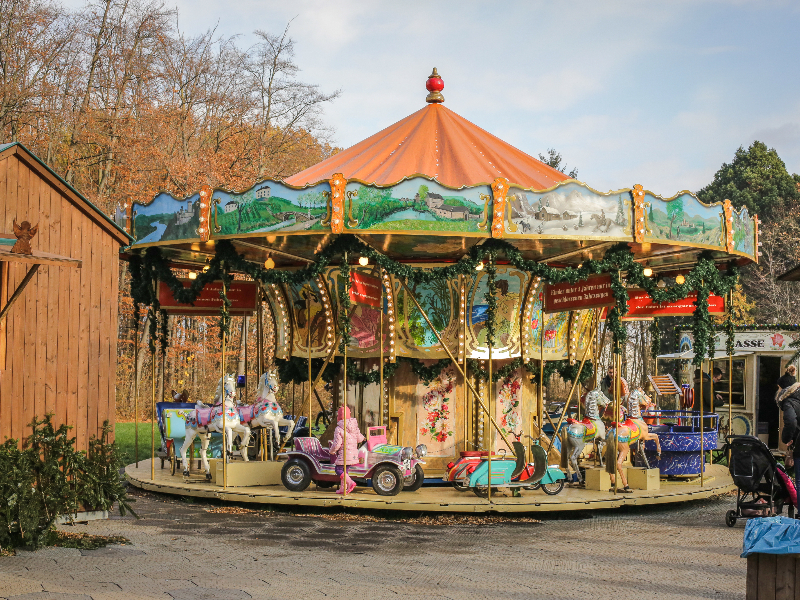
[188,271,197,280]
[675,274,686,285]
[264,256,275,269]
[359,256,369,266]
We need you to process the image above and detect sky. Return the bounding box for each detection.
[67,0,800,196]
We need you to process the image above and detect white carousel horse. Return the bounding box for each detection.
[604,387,662,492]
[180,374,251,479]
[560,388,611,485]
[234,372,296,452]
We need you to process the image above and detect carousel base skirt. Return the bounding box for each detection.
[126,460,734,513]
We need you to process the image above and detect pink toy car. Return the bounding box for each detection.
[278,426,427,496]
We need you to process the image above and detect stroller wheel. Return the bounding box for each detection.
[725,509,737,527]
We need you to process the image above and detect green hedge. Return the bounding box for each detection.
[0,415,136,550]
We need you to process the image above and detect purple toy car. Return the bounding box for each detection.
[278,426,427,496]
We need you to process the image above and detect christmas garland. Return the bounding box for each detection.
[129,234,739,366]
[338,257,352,353]
[649,318,661,362]
[465,357,594,386]
[484,251,498,348]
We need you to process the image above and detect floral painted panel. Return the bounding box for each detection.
[416,365,456,458]
[495,375,522,452]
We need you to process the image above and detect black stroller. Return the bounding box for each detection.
[724,435,798,527]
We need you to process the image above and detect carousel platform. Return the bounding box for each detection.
[125,460,735,513]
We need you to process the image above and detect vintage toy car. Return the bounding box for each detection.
[278,425,426,496]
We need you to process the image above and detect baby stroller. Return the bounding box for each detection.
[724,435,798,527]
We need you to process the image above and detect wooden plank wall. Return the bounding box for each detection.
[0,152,120,450]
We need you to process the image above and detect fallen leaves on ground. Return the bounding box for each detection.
[52,531,131,550]
[205,506,541,526]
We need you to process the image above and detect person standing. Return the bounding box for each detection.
[778,365,797,391]
[777,382,800,481]
[694,367,723,429]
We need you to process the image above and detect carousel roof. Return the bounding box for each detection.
[286,101,569,189]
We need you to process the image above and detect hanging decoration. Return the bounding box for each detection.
[128,234,739,366]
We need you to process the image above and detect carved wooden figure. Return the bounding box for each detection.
[11,219,38,255]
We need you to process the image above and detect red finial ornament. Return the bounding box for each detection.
[426,67,444,103]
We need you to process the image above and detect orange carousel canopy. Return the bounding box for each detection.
[286,69,568,189]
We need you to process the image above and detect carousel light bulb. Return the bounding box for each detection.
[475,262,484,271]
[359,256,369,266]
[264,257,275,269]
[676,274,686,285]
[188,271,197,280]
[202,265,210,273]
[643,267,653,277]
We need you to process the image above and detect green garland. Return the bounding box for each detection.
[649,318,661,362]
[484,251,498,348]
[129,235,739,366]
[338,258,352,353]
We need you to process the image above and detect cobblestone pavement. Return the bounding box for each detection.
[0,487,746,600]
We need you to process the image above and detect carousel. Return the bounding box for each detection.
[123,69,757,511]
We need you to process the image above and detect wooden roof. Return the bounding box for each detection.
[0,143,133,246]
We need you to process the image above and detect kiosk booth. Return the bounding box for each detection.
[659,328,800,449]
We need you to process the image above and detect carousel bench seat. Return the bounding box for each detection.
[294,437,332,463]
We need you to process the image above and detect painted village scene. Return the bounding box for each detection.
[0,2,798,598]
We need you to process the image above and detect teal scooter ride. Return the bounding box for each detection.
[463,434,566,497]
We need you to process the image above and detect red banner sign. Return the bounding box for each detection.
[623,289,725,318]
[544,274,615,313]
[158,280,258,315]
[349,272,382,308]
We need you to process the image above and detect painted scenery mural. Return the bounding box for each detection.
[285,281,328,355]
[506,181,631,237]
[395,279,454,353]
[469,269,524,359]
[131,180,330,244]
[732,206,755,256]
[345,178,487,232]
[644,192,724,248]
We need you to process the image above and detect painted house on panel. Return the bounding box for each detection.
[0,143,132,450]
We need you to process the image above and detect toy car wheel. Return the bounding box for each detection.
[372,465,404,496]
[541,480,565,495]
[281,458,311,492]
[403,465,425,492]
[725,509,737,527]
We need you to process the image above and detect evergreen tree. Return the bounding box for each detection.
[697,141,800,220]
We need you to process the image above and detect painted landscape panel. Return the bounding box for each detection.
[506,181,631,237]
[732,206,755,256]
[345,178,488,232]
[396,279,454,351]
[644,192,724,248]
[469,269,524,358]
[131,180,330,244]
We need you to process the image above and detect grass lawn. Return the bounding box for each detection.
[115,421,157,464]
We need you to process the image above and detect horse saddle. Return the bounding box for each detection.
[566,417,597,440]
[610,418,642,444]
[254,400,280,418]
[191,407,214,428]
[237,405,256,424]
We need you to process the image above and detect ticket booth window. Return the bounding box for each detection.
[712,357,746,407]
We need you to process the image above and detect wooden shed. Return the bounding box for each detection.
[0,143,131,450]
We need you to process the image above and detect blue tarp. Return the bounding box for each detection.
[741,516,800,557]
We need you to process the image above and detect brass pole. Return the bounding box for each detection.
[150,316,156,482]
[700,357,705,487]
[614,348,620,494]
[539,313,545,439]
[547,312,599,455]
[728,289,733,461]
[709,353,714,465]
[257,288,263,378]
[343,251,349,497]
[221,275,228,491]
[379,271,384,427]
[488,331,493,503]
[463,275,469,451]
[134,309,139,468]
[308,295,312,437]
[397,278,516,457]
